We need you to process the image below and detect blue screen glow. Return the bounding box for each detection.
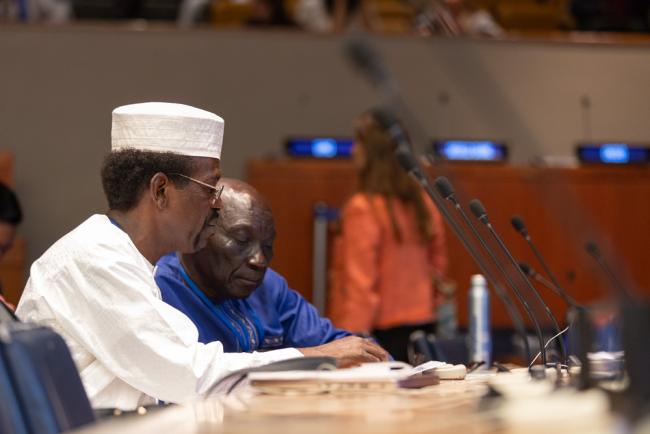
[435,140,507,162]
[312,139,337,158]
[577,143,650,164]
[599,144,629,164]
[286,138,353,158]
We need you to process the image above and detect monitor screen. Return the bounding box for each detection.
[286,138,354,158]
[577,144,650,164]
[432,140,508,162]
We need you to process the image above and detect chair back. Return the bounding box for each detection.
[0,314,95,433]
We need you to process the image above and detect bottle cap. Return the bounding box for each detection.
[471,274,486,287]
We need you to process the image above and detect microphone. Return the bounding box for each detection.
[510,215,528,237]
[344,38,430,154]
[344,38,401,103]
[584,241,632,299]
[519,262,582,309]
[372,107,431,186]
[372,107,406,143]
[372,108,427,189]
[434,177,536,365]
[470,201,489,225]
[584,245,650,404]
[345,38,390,89]
[372,108,422,176]
[511,215,580,309]
[374,111,536,367]
[469,199,568,364]
[409,330,436,362]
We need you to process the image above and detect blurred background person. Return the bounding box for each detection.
[0,0,71,22]
[571,0,650,32]
[415,0,502,37]
[294,0,367,32]
[329,110,448,362]
[247,0,295,27]
[180,0,296,28]
[446,0,502,36]
[0,182,22,310]
[293,0,334,32]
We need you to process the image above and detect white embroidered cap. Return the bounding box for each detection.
[111,102,224,159]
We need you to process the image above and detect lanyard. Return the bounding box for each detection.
[108,217,122,230]
[178,263,252,352]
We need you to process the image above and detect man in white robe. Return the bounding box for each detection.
[14,102,385,411]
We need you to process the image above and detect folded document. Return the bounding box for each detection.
[247,361,466,393]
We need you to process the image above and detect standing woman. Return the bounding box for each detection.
[330,111,447,362]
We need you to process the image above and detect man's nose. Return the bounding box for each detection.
[248,247,269,269]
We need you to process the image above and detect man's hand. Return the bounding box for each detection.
[298,336,389,368]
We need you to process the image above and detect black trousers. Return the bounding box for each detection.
[373,322,436,363]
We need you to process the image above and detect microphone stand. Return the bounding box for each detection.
[391,146,537,368]
[470,199,567,365]
[520,263,583,311]
[512,216,582,310]
[585,241,633,300]
[434,177,534,365]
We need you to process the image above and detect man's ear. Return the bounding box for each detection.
[149,173,170,210]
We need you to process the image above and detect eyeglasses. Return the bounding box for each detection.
[169,173,223,207]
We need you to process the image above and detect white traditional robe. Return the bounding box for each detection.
[16,215,301,410]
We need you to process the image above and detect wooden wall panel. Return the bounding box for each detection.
[248,159,650,328]
[248,159,358,301]
[0,153,14,187]
[0,152,26,305]
[0,238,26,305]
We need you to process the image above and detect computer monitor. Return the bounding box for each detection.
[577,143,650,165]
[285,137,354,159]
[431,140,508,162]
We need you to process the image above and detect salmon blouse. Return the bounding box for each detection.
[329,193,447,333]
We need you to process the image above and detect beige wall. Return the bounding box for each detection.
[1,25,650,269]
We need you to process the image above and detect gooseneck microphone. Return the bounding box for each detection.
[373,111,538,367]
[511,216,579,309]
[345,39,542,370]
[584,241,632,299]
[374,109,432,192]
[345,38,392,91]
[434,177,535,364]
[372,109,413,155]
[469,199,567,363]
[519,262,582,309]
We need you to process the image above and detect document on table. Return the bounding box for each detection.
[246,361,463,393]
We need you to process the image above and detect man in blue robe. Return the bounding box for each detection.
[155,178,388,366]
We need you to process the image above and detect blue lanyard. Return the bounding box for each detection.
[178,263,252,352]
[108,217,122,230]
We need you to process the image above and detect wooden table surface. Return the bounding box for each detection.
[74,372,617,434]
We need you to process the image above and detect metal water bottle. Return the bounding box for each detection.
[468,274,491,367]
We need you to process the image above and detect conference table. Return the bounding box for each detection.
[75,370,617,434]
